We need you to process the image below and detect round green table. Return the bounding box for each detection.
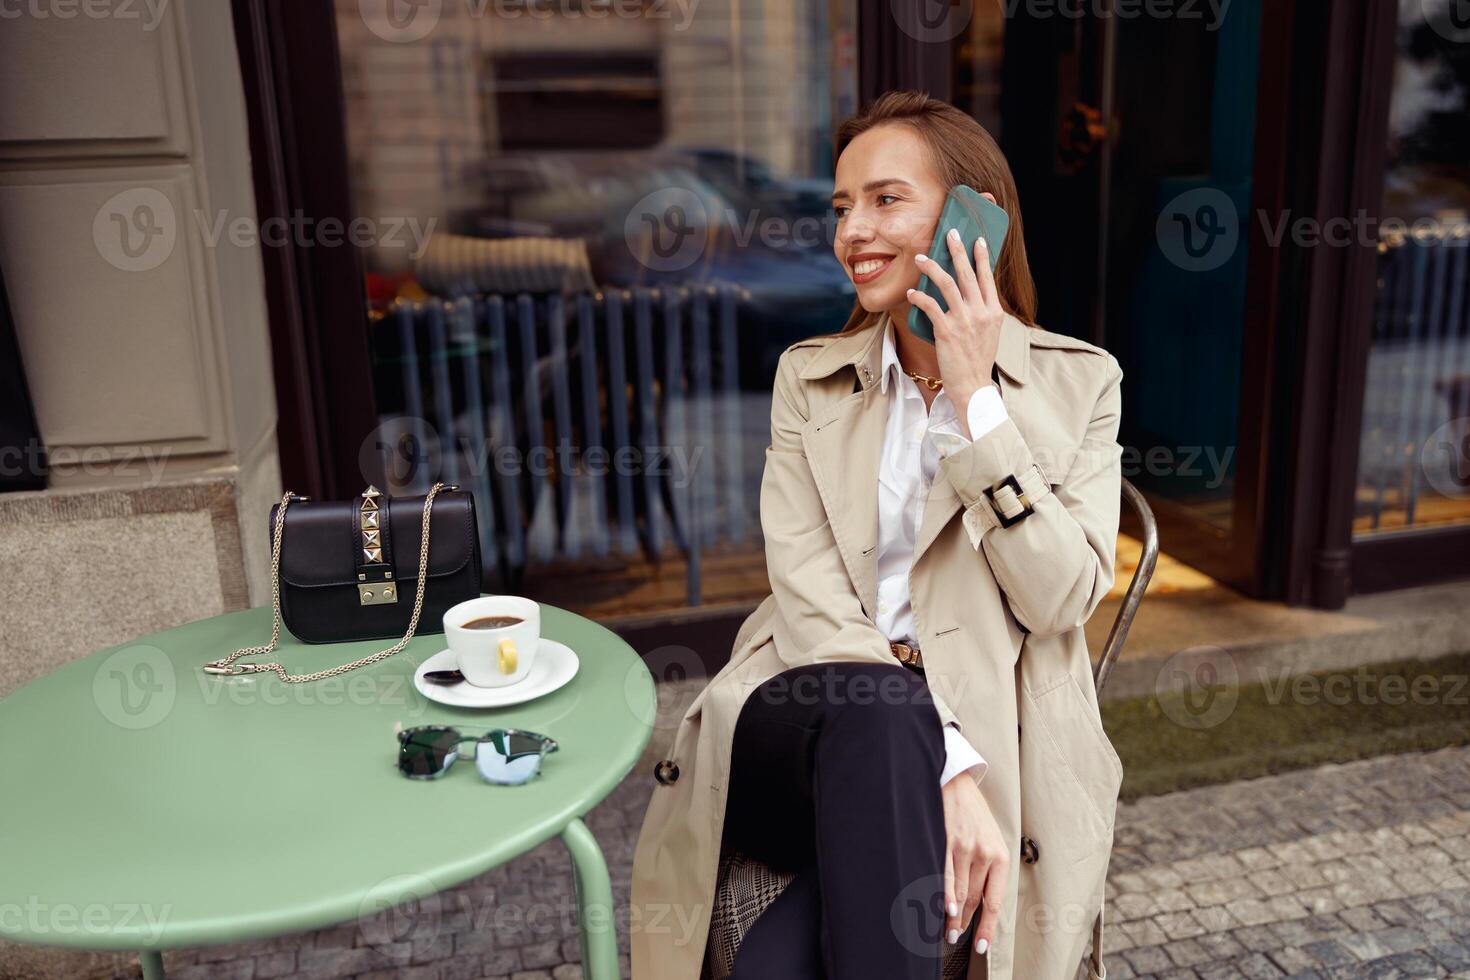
[0,601,655,980]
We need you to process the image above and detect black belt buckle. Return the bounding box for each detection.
[984,473,1035,529]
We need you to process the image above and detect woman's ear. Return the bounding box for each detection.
[980,191,998,205]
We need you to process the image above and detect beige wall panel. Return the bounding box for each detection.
[0,169,225,451]
[0,2,187,155]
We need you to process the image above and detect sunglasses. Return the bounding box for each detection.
[396,725,559,785]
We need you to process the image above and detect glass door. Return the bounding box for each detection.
[1353,4,1470,540]
[954,1,1271,594]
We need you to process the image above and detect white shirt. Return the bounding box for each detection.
[876,314,1007,786]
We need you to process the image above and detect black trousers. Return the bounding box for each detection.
[720,661,951,980]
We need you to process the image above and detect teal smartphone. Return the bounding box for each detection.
[907,185,1010,344]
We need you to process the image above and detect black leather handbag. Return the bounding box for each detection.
[203,482,483,682]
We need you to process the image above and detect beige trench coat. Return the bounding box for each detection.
[630,309,1126,980]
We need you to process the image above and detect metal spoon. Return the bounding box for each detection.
[422,668,466,685]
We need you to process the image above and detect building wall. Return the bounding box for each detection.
[0,3,278,710]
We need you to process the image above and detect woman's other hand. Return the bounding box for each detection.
[940,774,1007,956]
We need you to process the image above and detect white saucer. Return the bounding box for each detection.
[413,639,580,708]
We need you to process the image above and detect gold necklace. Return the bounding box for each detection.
[904,368,943,390]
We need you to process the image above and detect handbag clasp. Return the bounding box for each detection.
[358,582,399,605]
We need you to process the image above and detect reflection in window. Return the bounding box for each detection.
[334,0,857,617]
[1355,3,1470,535]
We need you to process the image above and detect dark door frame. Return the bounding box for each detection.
[231,0,379,501]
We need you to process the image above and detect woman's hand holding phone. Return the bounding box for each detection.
[940,771,1008,955]
[907,228,1004,437]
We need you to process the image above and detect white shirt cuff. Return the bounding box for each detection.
[964,384,1008,441]
[940,722,987,786]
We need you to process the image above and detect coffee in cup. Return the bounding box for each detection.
[443,596,540,687]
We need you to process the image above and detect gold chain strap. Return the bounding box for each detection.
[203,482,447,683]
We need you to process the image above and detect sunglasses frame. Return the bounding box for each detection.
[396,725,560,783]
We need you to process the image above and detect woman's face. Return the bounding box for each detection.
[831,122,996,314]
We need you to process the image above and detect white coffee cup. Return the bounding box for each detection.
[443,596,540,688]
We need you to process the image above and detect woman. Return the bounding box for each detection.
[631,91,1125,980]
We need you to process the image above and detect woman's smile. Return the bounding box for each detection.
[849,251,897,284]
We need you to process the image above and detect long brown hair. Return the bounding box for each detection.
[831,90,1038,335]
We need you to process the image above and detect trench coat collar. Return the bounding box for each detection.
[796,308,1032,387]
[795,309,1030,615]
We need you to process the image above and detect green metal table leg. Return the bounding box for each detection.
[140,951,165,980]
[561,816,619,980]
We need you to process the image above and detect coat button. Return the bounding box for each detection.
[1020,836,1040,864]
[654,759,680,785]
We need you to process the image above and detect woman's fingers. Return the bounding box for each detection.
[961,844,985,939]
[915,250,965,320]
[943,843,964,943]
[906,288,949,337]
[944,227,981,305]
[973,236,999,310]
[974,848,1009,954]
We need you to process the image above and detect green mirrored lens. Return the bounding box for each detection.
[398,729,461,777]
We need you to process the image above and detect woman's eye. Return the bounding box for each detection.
[877,194,898,206]
[832,205,849,219]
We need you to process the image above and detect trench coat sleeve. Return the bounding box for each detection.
[761,349,962,731]
[936,353,1124,639]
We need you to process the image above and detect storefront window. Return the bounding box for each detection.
[331,1,856,619]
[1354,1,1470,536]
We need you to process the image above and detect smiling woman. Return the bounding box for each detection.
[631,90,1127,980]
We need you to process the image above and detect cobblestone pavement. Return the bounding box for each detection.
[1102,743,1470,980]
[133,743,1470,980]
